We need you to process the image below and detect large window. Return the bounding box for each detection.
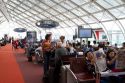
[108,31,124,46]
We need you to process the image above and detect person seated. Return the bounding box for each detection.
[76,42,81,49]
[94,51,111,83]
[34,44,43,63]
[82,44,93,53]
[58,36,67,48]
[85,50,112,83]
[106,42,111,47]
[98,44,105,55]
[12,39,19,49]
[84,51,96,76]
[93,40,98,47]
[87,41,92,48]
[55,42,69,59]
[68,43,76,55]
[106,49,124,83]
[120,42,125,50]
[95,52,108,72]
[113,43,118,50]
[106,49,118,70]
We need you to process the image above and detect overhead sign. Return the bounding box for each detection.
[36,20,59,28]
[14,28,27,33]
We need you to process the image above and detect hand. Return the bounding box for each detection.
[91,58,95,64]
[114,55,118,59]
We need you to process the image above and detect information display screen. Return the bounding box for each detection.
[78,28,92,38]
[27,31,37,43]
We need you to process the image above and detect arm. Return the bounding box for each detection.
[107,55,117,65]
[86,60,95,74]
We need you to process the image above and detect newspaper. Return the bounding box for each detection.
[115,49,125,69]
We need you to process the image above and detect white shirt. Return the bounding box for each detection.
[96,57,107,72]
[98,48,105,54]
[35,47,42,51]
[58,40,67,47]
[70,47,75,53]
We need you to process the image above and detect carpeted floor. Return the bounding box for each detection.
[0,44,24,83]
[0,44,44,83]
[13,48,43,83]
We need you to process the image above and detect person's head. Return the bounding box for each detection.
[115,43,117,47]
[72,43,76,48]
[94,47,99,51]
[57,42,62,48]
[93,40,96,44]
[107,49,116,59]
[60,36,65,41]
[69,43,73,47]
[45,34,52,41]
[97,42,100,44]
[98,44,104,48]
[83,40,85,43]
[88,41,91,45]
[107,42,110,45]
[122,42,125,47]
[85,51,94,61]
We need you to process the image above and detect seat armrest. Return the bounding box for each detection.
[95,73,100,83]
[65,65,78,83]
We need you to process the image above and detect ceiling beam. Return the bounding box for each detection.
[0,0,10,21]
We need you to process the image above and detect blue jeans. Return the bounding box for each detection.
[43,52,51,75]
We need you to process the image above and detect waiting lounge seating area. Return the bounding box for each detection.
[1,0,125,83]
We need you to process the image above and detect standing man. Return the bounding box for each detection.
[42,33,52,78]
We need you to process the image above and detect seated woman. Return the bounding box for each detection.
[68,43,76,55]
[94,51,111,83]
[95,52,108,72]
[85,51,111,83]
[84,51,96,76]
[12,39,19,49]
[106,49,118,70]
[35,44,43,63]
[106,49,124,83]
[55,42,69,59]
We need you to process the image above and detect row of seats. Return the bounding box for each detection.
[60,57,98,83]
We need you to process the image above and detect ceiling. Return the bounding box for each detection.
[0,0,125,40]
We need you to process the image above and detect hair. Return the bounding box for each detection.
[60,36,65,40]
[106,49,115,59]
[57,42,62,48]
[84,51,91,57]
[69,43,73,46]
[122,42,125,47]
[93,40,96,44]
[98,44,104,48]
[107,42,110,45]
[45,34,51,40]
[94,47,99,51]
[88,41,91,45]
[72,43,76,48]
[83,40,85,42]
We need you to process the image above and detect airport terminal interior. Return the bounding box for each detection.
[1,0,125,83]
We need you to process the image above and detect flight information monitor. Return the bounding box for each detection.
[27,31,37,43]
[78,28,92,38]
